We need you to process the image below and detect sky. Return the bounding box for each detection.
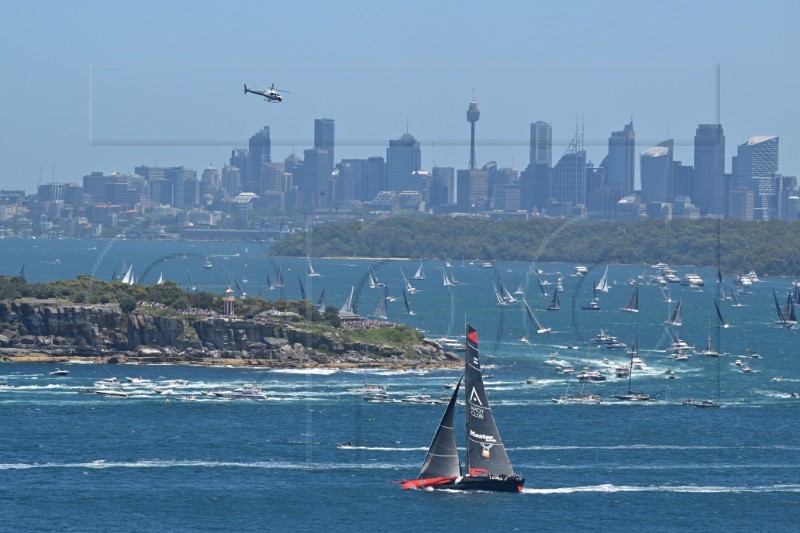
[2,0,799,192]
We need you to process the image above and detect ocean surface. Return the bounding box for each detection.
[1,237,799,531]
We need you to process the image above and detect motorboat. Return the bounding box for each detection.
[431,337,466,352]
[214,384,267,400]
[552,393,603,404]
[576,368,606,382]
[574,265,588,276]
[49,368,70,376]
[525,377,538,385]
[95,388,128,398]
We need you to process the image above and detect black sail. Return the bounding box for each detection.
[418,374,463,479]
[464,324,515,476]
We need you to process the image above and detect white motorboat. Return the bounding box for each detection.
[49,368,70,376]
[95,388,128,398]
[214,384,267,400]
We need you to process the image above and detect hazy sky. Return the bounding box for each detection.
[2,0,799,192]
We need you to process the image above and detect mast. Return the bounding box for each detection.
[463,324,514,476]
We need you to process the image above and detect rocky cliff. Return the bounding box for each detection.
[0,300,459,368]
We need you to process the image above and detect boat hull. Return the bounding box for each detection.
[401,474,524,493]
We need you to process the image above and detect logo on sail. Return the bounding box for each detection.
[469,387,483,406]
[469,429,497,443]
[480,442,493,458]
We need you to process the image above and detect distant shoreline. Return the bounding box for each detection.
[0,350,463,371]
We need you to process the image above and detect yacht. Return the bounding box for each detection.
[615,366,630,378]
[681,273,704,287]
[431,337,466,352]
[552,393,603,404]
[214,384,267,400]
[574,265,589,276]
[576,368,606,382]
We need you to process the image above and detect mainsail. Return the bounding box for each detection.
[546,290,561,311]
[714,298,729,328]
[371,288,389,320]
[595,265,609,293]
[665,299,683,327]
[524,299,550,334]
[306,258,320,277]
[620,286,639,313]
[316,288,326,312]
[402,288,415,316]
[297,276,307,300]
[339,286,358,319]
[464,324,515,476]
[418,374,463,479]
[411,260,426,280]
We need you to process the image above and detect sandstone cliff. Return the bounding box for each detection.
[0,300,460,368]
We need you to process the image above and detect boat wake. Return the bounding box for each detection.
[522,483,800,494]
[0,459,406,471]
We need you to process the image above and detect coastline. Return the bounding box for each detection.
[0,349,463,371]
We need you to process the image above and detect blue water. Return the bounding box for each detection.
[1,238,799,531]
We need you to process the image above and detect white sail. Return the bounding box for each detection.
[493,282,508,306]
[338,286,358,319]
[400,268,416,294]
[595,265,609,293]
[524,299,550,333]
[121,265,134,285]
[306,258,321,277]
[156,272,164,285]
[411,260,426,280]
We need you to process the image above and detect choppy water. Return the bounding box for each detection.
[1,238,799,531]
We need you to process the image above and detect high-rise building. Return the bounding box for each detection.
[456,169,489,211]
[229,149,248,185]
[301,148,331,210]
[529,121,552,168]
[386,133,421,193]
[364,156,386,201]
[693,124,725,216]
[551,131,587,209]
[604,121,636,199]
[248,127,271,192]
[164,167,194,208]
[429,166,455,206]
[467,101,480,170]
[731,135,778,220]
[640,140,674,204]
[314,118,335,172]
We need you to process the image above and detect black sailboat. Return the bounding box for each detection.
[400,324,524,493]
[546,289,561,311]
[620,286,639,313]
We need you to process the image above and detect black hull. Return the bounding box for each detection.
[402,474,524,493]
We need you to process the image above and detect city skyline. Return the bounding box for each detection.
[2,1,799,191]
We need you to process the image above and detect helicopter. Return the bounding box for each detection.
[243,83,290,103]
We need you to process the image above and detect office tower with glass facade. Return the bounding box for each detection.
[693,124,725,216]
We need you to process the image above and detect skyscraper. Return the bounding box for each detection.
[731,135,779,220]
[314,118,335,172]
[604,121,636,199]
[693,124,725,216]
[529,121,552,167]
[551,130,587,209]
[467,101,480,170]
[386,133,421,193]
[640,140,674,204]
[248,127,271,192]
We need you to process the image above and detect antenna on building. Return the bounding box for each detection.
[52,163,55,183]
[432,142,436,167]
[716,63,721,125]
